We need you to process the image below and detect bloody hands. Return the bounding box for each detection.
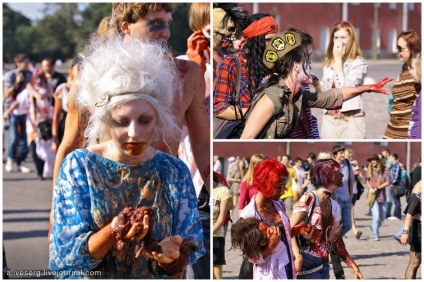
[361,77,393,94]
[111,207,150,250]
[290,221,311,238]
[261,226,281,258]
[186,30,210,73]
[145,235,182,265]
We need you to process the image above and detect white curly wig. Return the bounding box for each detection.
[76,35,181,148]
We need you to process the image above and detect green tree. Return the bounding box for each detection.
[78,3,112,44]
[169,3,191,55]
[31,3,80,62]
[3,4,32,63]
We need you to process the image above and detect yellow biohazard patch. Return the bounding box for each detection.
[285,33,296,46]
[271,37,285,51]
[265,50,279,63]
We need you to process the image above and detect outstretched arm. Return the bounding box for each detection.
[341,77,393,102]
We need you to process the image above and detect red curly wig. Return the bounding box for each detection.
[253,158,288,198]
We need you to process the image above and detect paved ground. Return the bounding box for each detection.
[3,157,53,279]
[222,191,422,280]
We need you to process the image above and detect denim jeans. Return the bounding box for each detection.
[188,209,210,279]
[386,186,394,217]
[338,199,352,237]
[371,199,387,238]
[392,193,401,219]
[297,252,330,279]
[7,114,29,165]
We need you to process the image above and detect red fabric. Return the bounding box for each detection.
[240,16,278,47]
[242,16,278,39]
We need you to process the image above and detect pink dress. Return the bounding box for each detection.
[238,181,259,210]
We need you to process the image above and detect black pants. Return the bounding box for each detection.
[30,141,44,177]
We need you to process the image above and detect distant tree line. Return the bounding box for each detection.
[3,3,192,64]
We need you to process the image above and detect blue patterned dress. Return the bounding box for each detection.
[49,149,205,279]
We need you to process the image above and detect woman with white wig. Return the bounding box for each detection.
[48,36,205,279]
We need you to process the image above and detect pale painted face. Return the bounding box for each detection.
[202,23,211,40]
[273,176,289,200]
[109,99,157,160]
[333,28,351,50]
[397,37,411,63]
[126,10,172,43]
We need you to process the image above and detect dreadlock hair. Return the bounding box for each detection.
[242,13,272,93]
[213,3,247,38]
[230,217,268,260]
[255,40,310,94]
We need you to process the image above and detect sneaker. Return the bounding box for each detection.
[388,216,400,221]
[18,165,31,173]
[372,237,379,241]
[5,157,13,172]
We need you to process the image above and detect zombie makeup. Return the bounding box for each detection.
[146,18,170,33]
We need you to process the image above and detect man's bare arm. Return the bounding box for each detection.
[184,62,210,194]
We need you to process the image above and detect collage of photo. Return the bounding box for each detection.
[2,1,422,280]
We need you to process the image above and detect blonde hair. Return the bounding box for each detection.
[111,3,174,36]
[367,160,383,178]
[242,154,266,186]
[189,3,210,32]
[76,35,180,148]
[323,23,363,68]
[317,151,332,160]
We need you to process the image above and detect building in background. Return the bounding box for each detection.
[240,3,421,59]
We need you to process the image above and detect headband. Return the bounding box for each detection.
[263,31,302,69]
[240,16,278,47]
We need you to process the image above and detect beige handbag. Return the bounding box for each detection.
[367,176,381,207]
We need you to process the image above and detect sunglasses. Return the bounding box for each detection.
[396,45,409,52]
[334,21,352,27]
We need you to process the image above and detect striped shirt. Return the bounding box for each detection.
[384,66,421,139]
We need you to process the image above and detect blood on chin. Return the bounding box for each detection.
[123,143,146,156]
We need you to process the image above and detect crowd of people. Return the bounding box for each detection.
[213,4,421,139]
[213,146,421,279]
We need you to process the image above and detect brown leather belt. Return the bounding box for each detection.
[325,109,364,120]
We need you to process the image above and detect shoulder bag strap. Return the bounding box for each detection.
[232,55,245,121]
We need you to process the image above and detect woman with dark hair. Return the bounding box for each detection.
[240,30,392,139]
[290,159,363,279]
[384,30,421,139]
[231,158,295,279]
[213,13,278,119]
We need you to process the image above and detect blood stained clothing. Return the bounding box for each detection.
[49,149,205,279]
